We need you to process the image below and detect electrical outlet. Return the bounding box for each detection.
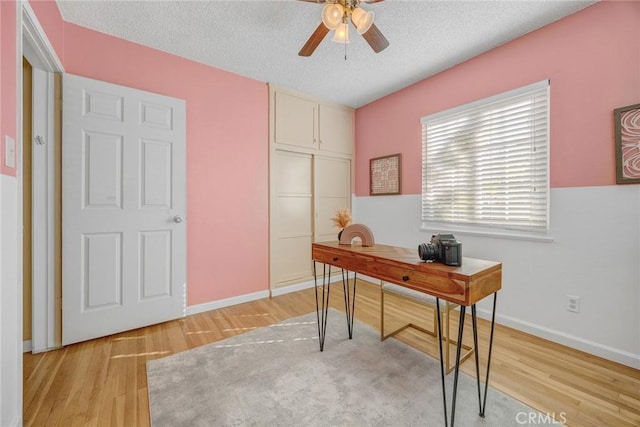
[4,135,15,168]
[567,295,580,313]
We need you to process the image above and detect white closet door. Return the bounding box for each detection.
[62,73,186,345]
[315,156,351,243]
[271,150,313,287]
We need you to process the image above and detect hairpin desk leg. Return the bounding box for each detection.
[436,293,497,427]
[313,262,332,352]
[435,299,468,427]
[435,297,449,426]
[342,270,357,339]
[450,305,467,426]
[472,293,498,418]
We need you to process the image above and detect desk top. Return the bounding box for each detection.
[312,242,501,305]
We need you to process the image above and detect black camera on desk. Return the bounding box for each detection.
[418,234,462,266]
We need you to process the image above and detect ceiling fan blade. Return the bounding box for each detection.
[299,23,330,57]
[361,23,389,53]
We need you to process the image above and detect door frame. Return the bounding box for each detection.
[19,1,64,352]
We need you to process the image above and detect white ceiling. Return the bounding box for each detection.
[56,0,596,108]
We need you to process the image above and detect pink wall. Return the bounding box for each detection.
[28,0,64,62]
[31,6,270,306]
[355,1,640,195]
[20,1,640,305]
[1,0,17,177]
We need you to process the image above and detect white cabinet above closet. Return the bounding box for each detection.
[270,86,354,156]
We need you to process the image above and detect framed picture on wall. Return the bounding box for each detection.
[370,153,401,195]
[615,103,640,184]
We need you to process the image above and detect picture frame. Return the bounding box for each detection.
[370,153,401,196]
[614,103,640,184]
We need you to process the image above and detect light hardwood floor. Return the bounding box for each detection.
[24,280,640,426]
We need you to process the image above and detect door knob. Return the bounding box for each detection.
[172,215,184,224]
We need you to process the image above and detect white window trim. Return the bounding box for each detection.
[423,80,549,122]
[419,222,555,243]
[421,80,552,242]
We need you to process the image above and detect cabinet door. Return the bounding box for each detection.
[274,91,317,150]
[315,156,351,243]
[271,150,314,286]
[318,104,354,155]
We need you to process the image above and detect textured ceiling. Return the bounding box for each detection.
[56,0,597,108]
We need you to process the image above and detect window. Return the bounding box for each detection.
[421,80,549,234]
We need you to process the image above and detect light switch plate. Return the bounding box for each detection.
[5,135,16,168]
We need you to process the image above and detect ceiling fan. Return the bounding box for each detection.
[298,0,390,57]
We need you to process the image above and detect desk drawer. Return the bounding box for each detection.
[313,247,366,272]
[371,263,467,304]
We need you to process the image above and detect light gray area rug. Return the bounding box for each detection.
[147,309,549,427]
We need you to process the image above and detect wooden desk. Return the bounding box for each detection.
[312,242,502,427]
[313,242,501,305]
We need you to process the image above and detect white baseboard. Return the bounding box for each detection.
[474,307,640,369]
[358,275,639,369]
[270,272,356,297]
[184,273,353,316]
[358,274,382,285]
[23,340,32,353]
[185,290,271,316]
[269,280,316,297]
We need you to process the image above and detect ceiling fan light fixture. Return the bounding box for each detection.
[351,7,375,35]
[297,0,389,57]
[322,3,345,30]
[331,22,350,44]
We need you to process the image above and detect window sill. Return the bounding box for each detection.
[420,223,555,243]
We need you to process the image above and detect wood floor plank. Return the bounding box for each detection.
[23,280,640,426]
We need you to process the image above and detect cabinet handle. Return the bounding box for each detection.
[319,140,323,144]
[402,275,409,282]
[313,138,317,144]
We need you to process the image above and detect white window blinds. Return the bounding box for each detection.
[421,80,549,232]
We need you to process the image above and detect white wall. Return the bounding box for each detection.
[1,174,21,427]
[355,185,640,368]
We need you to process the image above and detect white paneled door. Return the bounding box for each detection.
[62,74,186,345]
